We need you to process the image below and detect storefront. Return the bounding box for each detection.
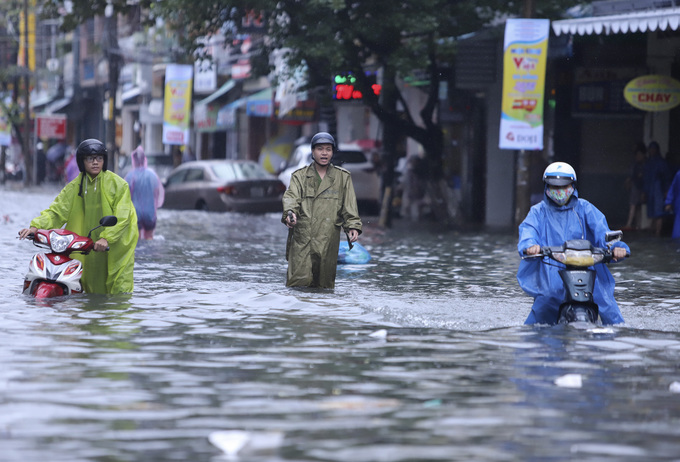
[550,5,680,226]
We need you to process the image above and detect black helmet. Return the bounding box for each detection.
[76,139,108,172]
[311,132,336,151]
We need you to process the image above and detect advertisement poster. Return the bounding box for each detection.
[499,19,550,150]
[163,64,193,145]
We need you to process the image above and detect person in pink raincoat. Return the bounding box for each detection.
[64,149,80,183]
[124,146,165,240]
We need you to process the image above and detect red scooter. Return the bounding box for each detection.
[21,216,118,298]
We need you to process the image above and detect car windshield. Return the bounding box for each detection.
[334,150,367,164]
[212,162,272,181]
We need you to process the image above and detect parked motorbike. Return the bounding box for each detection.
[21,216,118,298]
[522,230,628,324]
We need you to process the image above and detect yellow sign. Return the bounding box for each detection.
[18,1,36,71]
[499,19,550,150]
[162,64,194,145]
[623,75,680,112]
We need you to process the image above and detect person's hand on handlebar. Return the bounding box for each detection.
[18,227,37,240]
[94,238,109,252]
[612,246,627,261]
[525,244,541,255]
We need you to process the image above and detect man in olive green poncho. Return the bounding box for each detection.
[282,132,362,288]
[19,139,138,294]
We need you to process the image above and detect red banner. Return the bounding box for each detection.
[36,114,67,140]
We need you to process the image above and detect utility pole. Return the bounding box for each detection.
[22,0,32,186]
[514,0,536,227]
[105,2,120,171]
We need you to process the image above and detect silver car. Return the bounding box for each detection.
[279,142,381,214]
[163,160,286,213]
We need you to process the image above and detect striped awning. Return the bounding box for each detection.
[552,8,680,36]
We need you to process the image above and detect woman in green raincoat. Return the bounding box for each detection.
[19,139,138,294]
[282,132,362,288]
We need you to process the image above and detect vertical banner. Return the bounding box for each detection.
[163,64,193,145]
[18,0,36,71]
[499,19,549,150]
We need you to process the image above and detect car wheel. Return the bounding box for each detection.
[196,200,209,211]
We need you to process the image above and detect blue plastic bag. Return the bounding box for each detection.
[338,241,371,264]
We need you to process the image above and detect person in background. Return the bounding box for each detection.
[623,141,647,230]
[664,167,680,239]
[124,145,165,240]
[282,132,362,289]
[517,162,629,325]
[18,139,138,294]
[36,142,46,185]
[643,141,672,236]
[64,148,80,183]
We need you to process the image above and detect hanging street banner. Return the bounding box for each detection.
[163,64,193,145]
[623,74,680,112]
[499,18,550,150]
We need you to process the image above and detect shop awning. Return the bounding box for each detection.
[196,80,237,106]
[122,86,141,103]
[44,97,72,114]
[553,8,680,36]
[246,88,273,117]
[30,92,54,109]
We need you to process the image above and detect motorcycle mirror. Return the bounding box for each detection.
[88,216,118,238]
[605,230,622,243]
[100,215,118,227]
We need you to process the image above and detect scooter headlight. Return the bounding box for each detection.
[562,249,598,267]
[49,231,74,253]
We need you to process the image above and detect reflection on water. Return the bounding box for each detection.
[1,188,680,461]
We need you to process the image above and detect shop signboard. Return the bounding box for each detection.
[499,18,550,151]
[623,74,680,112]
[36,113,67,140]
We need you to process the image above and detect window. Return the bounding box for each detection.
[166,170,188,186]
[184,168,205,182]
[212,163,237,182]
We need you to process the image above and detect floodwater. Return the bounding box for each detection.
[1,185,680,462]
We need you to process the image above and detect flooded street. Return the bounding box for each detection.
[2,185,680,461]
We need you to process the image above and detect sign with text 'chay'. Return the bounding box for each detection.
[499,19,549,151]
[623,75,680,112]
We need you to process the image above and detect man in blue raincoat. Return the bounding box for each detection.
[517,162,629,325]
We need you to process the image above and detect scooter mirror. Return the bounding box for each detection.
[100,216,118,227]
[605,230,622,242]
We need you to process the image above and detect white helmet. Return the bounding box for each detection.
[543,162,576,187]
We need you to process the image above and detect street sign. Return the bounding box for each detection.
[36,113,67,140]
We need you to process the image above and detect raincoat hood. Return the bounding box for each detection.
[131,145,148,169]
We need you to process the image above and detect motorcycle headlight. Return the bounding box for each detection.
[49,232,74,253]
[562,249,597,267]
